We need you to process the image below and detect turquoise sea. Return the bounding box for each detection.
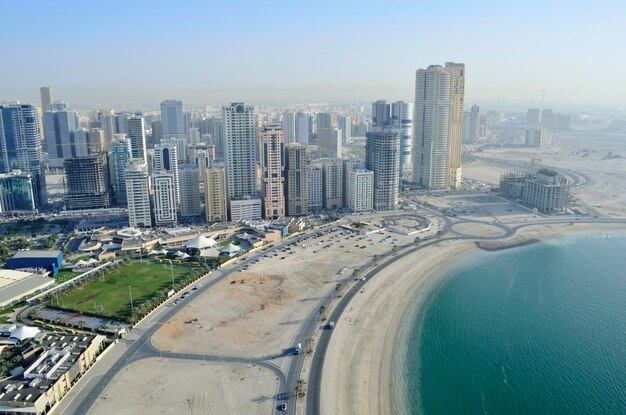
[402,234,626,415]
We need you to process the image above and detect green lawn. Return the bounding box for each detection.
[57,261,191,321]
[55,269,81,283]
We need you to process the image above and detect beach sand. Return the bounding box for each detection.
[89,357,278,415]
[320,222,626,415]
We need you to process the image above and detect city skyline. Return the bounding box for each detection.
[2,1,626,107]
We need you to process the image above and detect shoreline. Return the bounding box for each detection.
[319,223,626,415]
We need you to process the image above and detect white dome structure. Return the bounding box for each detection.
[10,326,40,342]
[185,235,217,250]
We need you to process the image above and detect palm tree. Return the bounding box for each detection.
[295,379,307,398]
[335,283,344,297]
[372,254,379,265]
[319,305,327,321]
[352,268,360,280]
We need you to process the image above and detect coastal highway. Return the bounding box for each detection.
[55,226,337,415]
[304,216,626,415]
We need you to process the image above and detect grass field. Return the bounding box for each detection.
[55,269,81,284]
[57,261,191,321]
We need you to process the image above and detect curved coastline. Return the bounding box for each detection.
[319,223,626,415]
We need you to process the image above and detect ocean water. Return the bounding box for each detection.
[403,234,626,415]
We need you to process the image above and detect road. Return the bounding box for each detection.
[304,216,626,415]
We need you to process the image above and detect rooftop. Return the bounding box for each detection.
[10,251,62,260]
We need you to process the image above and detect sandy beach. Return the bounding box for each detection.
[320,222,626,415]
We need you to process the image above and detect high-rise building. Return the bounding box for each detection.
[541,109,554,128]
[100,113,116,144]
[316,112,332,132]
[109,135,132,204]
[307,165,323,211]
[0,104,47,208]
[445,62,465,189]
[372,100,391,128]
[188,127,201,145]
[463,104,480,144]
[204,165,228,222]
[178,164,201,218]
[391,101,414,174]
[284,144,308,216]
[282,112,296,144]
[347,169,374,212]
[525,128,546,148]
[526,108,541,125]
[412,65,453,190]
[167,136,187,162]
[338,115,352,144]
[151,120,163,146]
[152,172,177,226]
[72,128,105,157]
[161,100,185,138]
[154,140,180,203]
[40,87,53,111]
[322,159,343,210]
[43,103,78,165]
[295,112,310,145]
[223,103,261,220]
[114,113,128,134]
[63,153,111,210]
[366,130,400,211]
[127,116,147,164]
[260,124,286,219]
[125,159,152,227]
[317,128,342,158]
[343,159,365,206]
[0,171,36,213]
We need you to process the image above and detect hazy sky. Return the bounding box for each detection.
[2,0,625,108]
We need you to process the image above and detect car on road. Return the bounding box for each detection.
[280,403,287,411]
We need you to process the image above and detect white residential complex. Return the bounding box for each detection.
[366,130,400,211]
[152,172,177,226]
[347,169,374,212]
[125,160,152,227]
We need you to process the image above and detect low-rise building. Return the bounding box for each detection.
[7,251,63,276]
[0,332,106,415]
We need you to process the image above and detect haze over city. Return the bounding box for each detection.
[3,0,626,107]
[0,2,625,415]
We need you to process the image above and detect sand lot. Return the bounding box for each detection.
[89,358,278,415]
[152,225,419,357]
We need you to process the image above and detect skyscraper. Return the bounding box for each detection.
[260,124,285,219]
[338,115,352,144]
[444,62,465,189]
[160,100,185,138]
[295,112,310,145]
[178,164,201,218]
[347,169,374,212]
[366,130,400,211]
[223,102,260,220]
[152,172,177,226]
[282,111,296,144]
[63,153,111,210]
[127,115,147,164]
[317,128,342,158]
[465,104,480,144]
[284,144,308,216]
[372,100,391,128]
[204,164,228,222]
[0,104,47,208]
[72,128,105,157]
[526,108,541,125]
[43,103,78,165]
[125,159,152,227]
[316,112,332,132]
[110,135,132,204]
[154,140,180,203]
[0,171,36,213]
[391,101,414,175]
[322,159,343,210]
[412,65,452,190]
[39,86,52,111]
[307,165,323,211]
[151,120,163,146]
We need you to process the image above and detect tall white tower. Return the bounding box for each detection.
[412,65,452,190]
[154,140,180,203]
[125,159,152,227]
[152,172,177,226]
[223,102,260,220]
